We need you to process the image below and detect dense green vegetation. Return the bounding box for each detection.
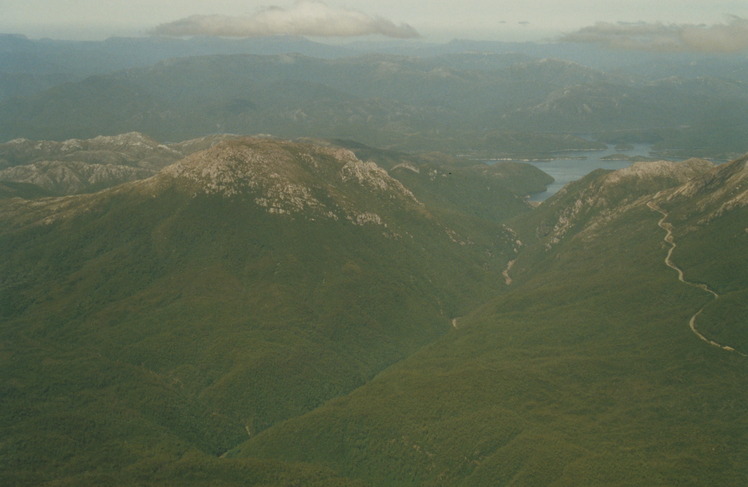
[1,138,745,485]
[0,180,53,198]
[0,138,533,485]
[2,28,747,485]
[230,161,748,486]
[330,139,553,223]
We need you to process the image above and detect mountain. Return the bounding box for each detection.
[0,71,78,101]
[511,158,715,251]
[318,138,553,222]
[4,34,746,81]
[0,131,178,169]
[0,136,536,486]
[2,51,747,158]
[0,132,554,199]
[0,34,355,80]
[0,132,245,195]
[228,157,747,485]
[506,77,748,149]
[0,160,154,195]
[2,133,746,485]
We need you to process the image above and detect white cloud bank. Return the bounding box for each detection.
[150,1,419,39]
[561,16,748,52]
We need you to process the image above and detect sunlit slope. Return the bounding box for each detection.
[654,156,748,352]
[234,158,747,486]
[0,138,526,485]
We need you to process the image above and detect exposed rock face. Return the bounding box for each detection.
[603,158,713,185]
[159,137,423,227]
[340,159,418,203]
[527,155,748,254]
[0,132,181,170]
[0,160,155,194]
[0,132,245,194]
[666,156,748,224]
[536,158,718,247]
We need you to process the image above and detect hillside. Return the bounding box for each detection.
[0,137,531,486]
[2,136,745,485]
[320,138,553,223]
[230,157,747,485]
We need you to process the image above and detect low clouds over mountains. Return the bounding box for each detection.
[561,16,748,53]
[150,0,420,39]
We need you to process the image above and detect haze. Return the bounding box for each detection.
[3,0,748,43]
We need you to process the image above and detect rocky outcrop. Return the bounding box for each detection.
[0,132,248,194]
[602,158,713,185]
[535,158,716,248]
[0,160,155,195]
[0,132,182,170]
[666,156,747,223]
[158,137,425,229]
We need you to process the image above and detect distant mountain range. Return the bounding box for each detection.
[3,33,747,79]
[2,34,748,158]
[1,135,745,485]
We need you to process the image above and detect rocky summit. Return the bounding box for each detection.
[159,137,421,226]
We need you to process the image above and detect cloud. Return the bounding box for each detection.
[560,16,748,53]
[150,0,420,39]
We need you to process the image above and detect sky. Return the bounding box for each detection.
[2,0,748,49]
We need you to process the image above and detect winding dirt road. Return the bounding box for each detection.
[647,201,746,357]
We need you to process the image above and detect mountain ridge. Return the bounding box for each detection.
[0,132,245,194]
[159,138,422,223]
[5,51,747,158]
[228,153,747,487]
[1,137,531,486]
[2,136,746,486]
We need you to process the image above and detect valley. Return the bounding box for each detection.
[1,134,746,486]
[1,31,747,487]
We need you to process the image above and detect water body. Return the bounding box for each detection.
[521,143,654,201]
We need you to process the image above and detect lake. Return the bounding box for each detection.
[519,143,655,201]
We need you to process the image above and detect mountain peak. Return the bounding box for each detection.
[159,137,421,225]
